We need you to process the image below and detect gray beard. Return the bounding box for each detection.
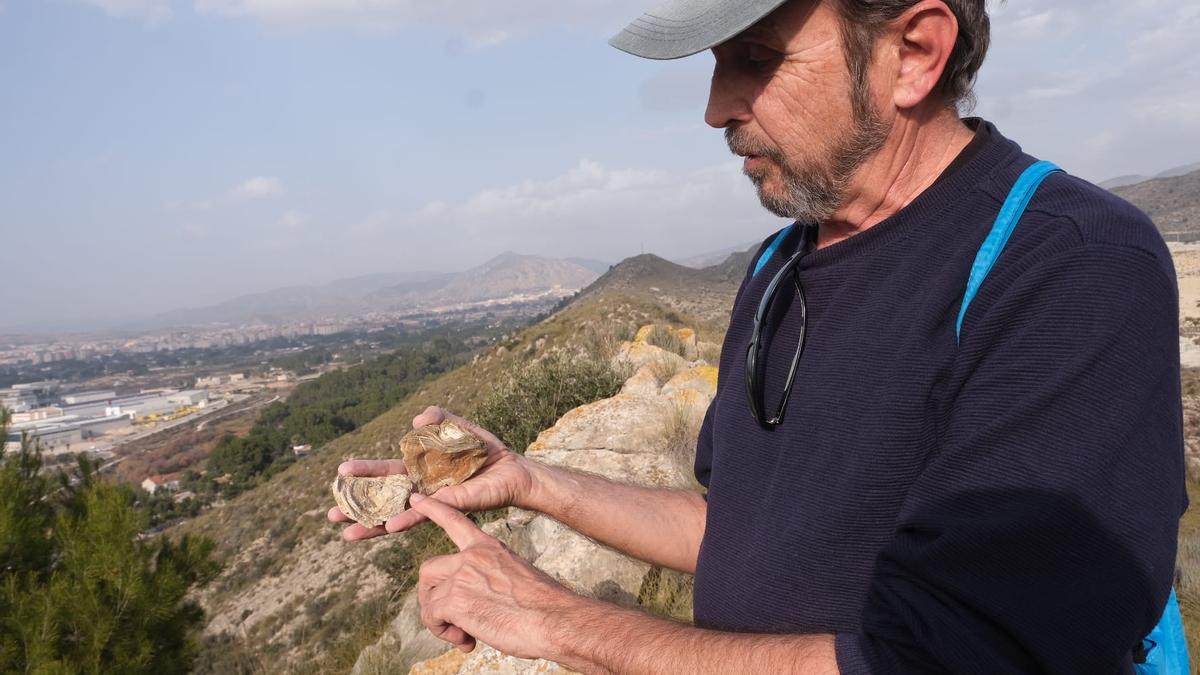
[727,90,890,223]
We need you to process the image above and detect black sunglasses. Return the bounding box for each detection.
[745,225,818,427]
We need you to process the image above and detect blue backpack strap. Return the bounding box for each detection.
[956,159,1191,673]
[955,160,1062,343]
[1138,588,1191,674]
[753,223,797,278]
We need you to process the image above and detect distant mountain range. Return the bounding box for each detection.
[1110,167,1200,236]
[133,253,606,330]
[1099,162,1200,189]
[673,241,759,269]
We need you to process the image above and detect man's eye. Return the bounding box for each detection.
[745,45,779,72]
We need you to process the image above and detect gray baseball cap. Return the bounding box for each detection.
[609,0,791,60]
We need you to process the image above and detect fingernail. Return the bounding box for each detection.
[409,493,426,504]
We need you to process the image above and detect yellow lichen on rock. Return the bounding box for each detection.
[408,648,469,675]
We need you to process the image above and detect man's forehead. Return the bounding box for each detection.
[722,2,814,49]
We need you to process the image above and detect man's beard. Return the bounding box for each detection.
[726,82,890,223]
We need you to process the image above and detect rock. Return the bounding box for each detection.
[399,421,488,495]
[331,474,413,529]
[522,515,650,604]
[352,591,451,675]
[613,340,688,375]
[619,363,662,397]
[526,394,668,457]
[407,647,469,675]
[662,365,718,400]
[457,645,580,674]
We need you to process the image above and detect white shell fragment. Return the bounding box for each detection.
[332,473,414,528]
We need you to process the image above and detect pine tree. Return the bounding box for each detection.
[0,408,220,674]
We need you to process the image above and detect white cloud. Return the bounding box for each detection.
[79,0,171,23]
[277,209,308,229]
[170,175,285,213]
[350,158,786,270]
[976,0,1200,180]
[230,176,284,202]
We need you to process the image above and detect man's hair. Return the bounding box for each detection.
[831,0,991,112]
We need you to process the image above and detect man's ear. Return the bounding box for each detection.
[888,0,959,109]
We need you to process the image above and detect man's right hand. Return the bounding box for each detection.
[327,406,536,542]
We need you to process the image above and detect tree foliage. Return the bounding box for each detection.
[202,338,470,497]
[0,409,219,674]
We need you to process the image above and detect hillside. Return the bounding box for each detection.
[170,286,730,673]
[1112,168,1200,236]
[135,253,600,330]
[573,248,755,327]
[374,252,599,309]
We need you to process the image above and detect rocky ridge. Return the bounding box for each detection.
[352,325,719,675]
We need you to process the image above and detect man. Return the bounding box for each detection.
[331,0,1187,672]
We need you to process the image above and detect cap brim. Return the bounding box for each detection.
[609,0,790,60]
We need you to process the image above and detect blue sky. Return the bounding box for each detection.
[3,0,1198,330]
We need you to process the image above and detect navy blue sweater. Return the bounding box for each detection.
[692,120,1187,673]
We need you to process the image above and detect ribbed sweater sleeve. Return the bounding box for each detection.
[836,243,1186,673]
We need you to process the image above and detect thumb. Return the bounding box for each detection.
[412,405,447,429]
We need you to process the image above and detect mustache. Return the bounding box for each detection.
[725,127,785,163]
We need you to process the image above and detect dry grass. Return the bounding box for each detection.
[638,566,694,623]
[648,355,685,386]
[1176,477,1200,662]
[697,341,722,366]
[658,399,706,493]
[645,324,687,357]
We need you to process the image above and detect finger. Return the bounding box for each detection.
[413,407,508,453]
[341,523,388,542]
[440,412,507,451]
[412,406,447,428]
[385,508,429,534]
[328,506,350,523]
[338,459,407,477]
[408,494,489,550]
[418,553,462,587]
[419,582,474,651]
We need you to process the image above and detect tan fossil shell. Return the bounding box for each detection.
[331,473,413,528]
[399,420,488,495]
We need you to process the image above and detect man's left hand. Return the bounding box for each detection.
[409,494,581,660]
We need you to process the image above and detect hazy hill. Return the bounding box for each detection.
[136,253,599,329]
[674,240,758,269]
[171,279,728,673]
[1099,161,1200,189]
[574,245,757,326]
[372,252,599,310]
[1112,168,1200,235]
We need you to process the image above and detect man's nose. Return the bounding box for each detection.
[705,61,753,129]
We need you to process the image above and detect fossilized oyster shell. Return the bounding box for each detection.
[400,421,488,494]
[331,473,413,528]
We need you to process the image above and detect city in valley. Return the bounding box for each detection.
[0,262,589,517]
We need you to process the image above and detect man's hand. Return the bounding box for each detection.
[327,406,536,542]
[410,494,582,659]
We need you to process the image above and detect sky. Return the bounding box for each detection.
[2,0,1198,331]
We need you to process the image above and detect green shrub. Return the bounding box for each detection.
[472,351,624,453]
